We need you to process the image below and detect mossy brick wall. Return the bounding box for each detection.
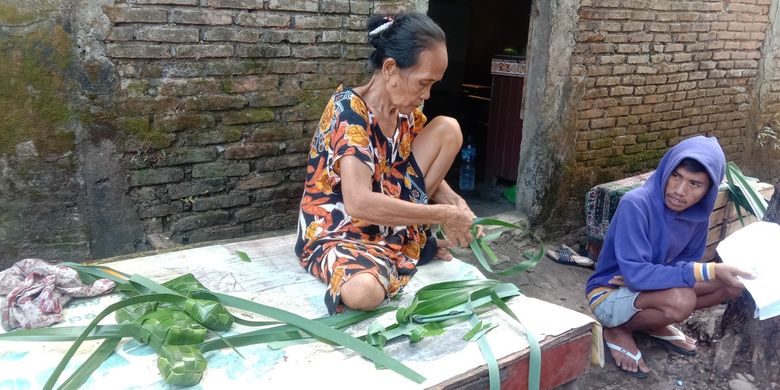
[0,0,425,268]
[104,0,422,245]
[571,0,775,176]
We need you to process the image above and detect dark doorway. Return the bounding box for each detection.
[426,1,533,189]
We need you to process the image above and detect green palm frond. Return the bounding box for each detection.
[725,162,768,223]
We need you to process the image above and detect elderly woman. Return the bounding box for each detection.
[295,13,478,314]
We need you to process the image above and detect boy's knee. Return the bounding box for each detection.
[662,288,697,322]
[724,284,744,301]
[340,273,385,311]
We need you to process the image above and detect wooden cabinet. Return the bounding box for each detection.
[486,56,526,183]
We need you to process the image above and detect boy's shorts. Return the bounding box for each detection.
[592,287,641,328]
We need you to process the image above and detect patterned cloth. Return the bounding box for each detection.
[584,171,654,241]
[0,259,115,330]
[295,87,430,314]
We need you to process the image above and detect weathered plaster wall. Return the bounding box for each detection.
[0,0,420,268]
[516,0,582,230]
[520,0,780,232]
[744,0,780,183]
[1,0,92,267]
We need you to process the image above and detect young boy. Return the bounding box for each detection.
[585,136,753,378]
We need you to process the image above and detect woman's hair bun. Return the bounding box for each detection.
[365,13,445,70]
[367,14,389,33]
[367,14,390,47]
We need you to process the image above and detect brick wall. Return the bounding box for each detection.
[103,0,419,244]
[571,0,773,175]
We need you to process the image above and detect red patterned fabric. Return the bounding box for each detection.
[0,259,115,330]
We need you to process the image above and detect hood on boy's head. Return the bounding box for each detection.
[646,135,726,220]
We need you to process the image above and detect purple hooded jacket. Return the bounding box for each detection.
[585,136,726,309]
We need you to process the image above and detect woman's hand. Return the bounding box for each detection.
[453,196,484,239]
[441,205,475,248]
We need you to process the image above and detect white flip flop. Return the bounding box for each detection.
[605,341,648,379]
[644,326,697,356]
[546,244,595,268]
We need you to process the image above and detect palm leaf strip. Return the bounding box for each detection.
[438,218,544,276]
[58,337,122,390]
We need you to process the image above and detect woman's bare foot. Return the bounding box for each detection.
[434,238,453,261]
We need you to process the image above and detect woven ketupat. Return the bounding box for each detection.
[584,171,654,241]
[157,344,208,386]
[136,308,207,350]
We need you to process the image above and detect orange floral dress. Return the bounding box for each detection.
[295,87,430,314]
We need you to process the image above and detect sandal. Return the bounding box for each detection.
[643,326,697,357]
[604,340,648,379]
[546,244,595,268]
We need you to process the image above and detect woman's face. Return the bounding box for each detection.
[385,42,448,115]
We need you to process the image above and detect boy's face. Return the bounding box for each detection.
[664,165,711,212]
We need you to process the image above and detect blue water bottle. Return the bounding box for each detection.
[459,138,475,191]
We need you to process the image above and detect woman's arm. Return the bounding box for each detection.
[339,156,474,247]
[431,180,470,209]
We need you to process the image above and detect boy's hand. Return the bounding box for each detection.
[608,275,625,286]
[714,263,755,288]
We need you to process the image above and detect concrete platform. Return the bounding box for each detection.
[0,233,596,389]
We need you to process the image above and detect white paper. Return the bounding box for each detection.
[717,221,780,320]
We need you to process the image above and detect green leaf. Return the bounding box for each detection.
[220,306,396,351]
[411,309,472,323]
[235,250,251,262]
[473,218,524,229]
[0,324,137,342]
[469,239,496,273]
[464,321,497,341]
[468,315,500,390]
[365,323,388,350]
[213,292,425,383]
[490,243,545,276]
[726,162,767,221]
[60,262,130,285]
[479,238,500,265]
[59,337,122,390]
[463,218,544,276]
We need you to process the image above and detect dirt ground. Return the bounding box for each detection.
[458,187,773,390]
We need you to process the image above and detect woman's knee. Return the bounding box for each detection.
[426,116,462,147]
[340,273,385,311]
